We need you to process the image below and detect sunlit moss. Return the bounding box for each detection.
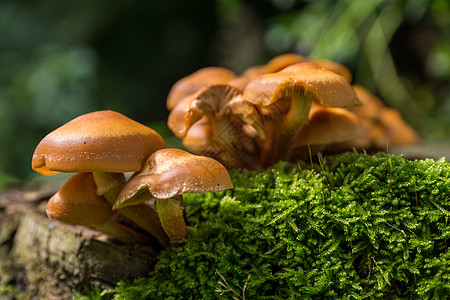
[113,152,450,299]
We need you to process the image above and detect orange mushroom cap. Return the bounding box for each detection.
[294,103,366,147]
[114,148,233,209]
[166,67,236,110]
[309,58,353,83]
[243,62,360,108]
[46,172,114,227]
[32,110,166,175]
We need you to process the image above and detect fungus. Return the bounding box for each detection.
[243,62,361,167]
[114,148,233,242]
[166,67,236,111]
[32,110,169,247]
[168,84,264,169]
[291,103,366,159]
[348,85,420,150]
[47,172,150,244]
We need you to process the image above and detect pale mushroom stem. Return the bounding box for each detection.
[92,171,170,248]
[155,195,188,242]
[263,96,312,167]
[97,218,153,244]
[210,117,260,169]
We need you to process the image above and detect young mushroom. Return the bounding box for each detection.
[347,85,420,150]
[291,103,366,159]
[114,148,233,242]
[32,110,169,247]
[166,67,237,111]
[168,84,264,169]
[242,62,361,167]
[47,172,150,244]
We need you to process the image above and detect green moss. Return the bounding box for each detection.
[113,152,450,299]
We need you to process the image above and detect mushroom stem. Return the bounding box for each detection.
[210,117,259,169]
[263,96,312,166]
[155,196,188,242]
[92,171,170,248]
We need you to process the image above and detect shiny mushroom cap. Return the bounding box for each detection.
[294,103,366,147]
[167,67,236,110]
[114,148,233,209]
[242,53,307,77]
[46,172,113,227]
[309,58,353,83]
[32,110,166,175]
[243,62,361,107]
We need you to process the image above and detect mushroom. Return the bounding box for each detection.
[291,103,366,159]
[32,110,169,247]
[347,85,420,150]
[309,58,353,83]
[114,148,233,242]
[182,117,214,154]
[243,62,361,167]
[229,53,307,91]
[47,172,150,244]
[168,84,264,169]
[167,67,237,111]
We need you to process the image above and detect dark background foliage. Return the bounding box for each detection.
[0,0,448,188]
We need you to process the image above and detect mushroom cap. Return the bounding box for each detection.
[115,148,233,208]
[294,103,366,147]
[166,67,236,110]
[168,84,261,138]
[182,117,214,153]
[243,62,361,108]
[377,108,421,147]
[32,110,166,175]
[46,172,113,227]
[242,53,306,77]
[310,58,353,83]
[348,85,385,120]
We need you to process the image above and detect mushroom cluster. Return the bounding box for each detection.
[167,53,420,169]
[32,110,232,246]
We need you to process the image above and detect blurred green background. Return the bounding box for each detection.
[0,0,448,190]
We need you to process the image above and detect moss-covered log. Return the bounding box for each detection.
[113,152,450,299]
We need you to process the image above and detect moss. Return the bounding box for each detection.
[112,152,450,299]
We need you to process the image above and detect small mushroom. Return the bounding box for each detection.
[114,148,233,242]
[47,172,150,244]
[168,84,264,169]
[32,110,169,247]
[167,67,237,111]
[291,103,366,159]
[347,85,420,150]
[243,62,361,167]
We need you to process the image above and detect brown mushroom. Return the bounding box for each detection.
[168,84,264,169]
[32,110,169,247]
[347,85,420,150]
[291,103,366,159]
[243,62,361,167]
[167,67,237,111]
[47,172,150,244]
[114,148,233,242]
